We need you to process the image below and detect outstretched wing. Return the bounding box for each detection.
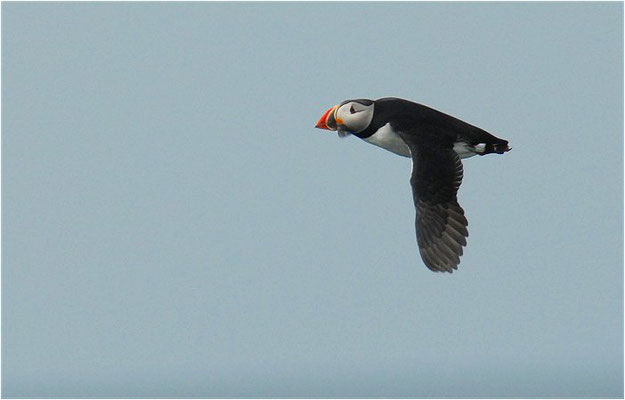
[400,127,469,272]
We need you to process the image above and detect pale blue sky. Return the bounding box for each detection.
[2,2,623,398]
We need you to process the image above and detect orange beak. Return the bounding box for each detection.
[315,105,338,130]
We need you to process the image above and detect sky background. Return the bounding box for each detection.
[2,2,623,398]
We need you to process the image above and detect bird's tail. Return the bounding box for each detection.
[479,140,511,155]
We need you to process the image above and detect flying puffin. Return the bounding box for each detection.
[315,97,510,273]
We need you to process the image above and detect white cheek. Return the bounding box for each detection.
[337,106,373,133]
[347,114,364,131]
[336,107,351,125]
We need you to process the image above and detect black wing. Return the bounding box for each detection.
[399,126,469,273]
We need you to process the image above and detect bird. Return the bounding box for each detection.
[315,97,510,273]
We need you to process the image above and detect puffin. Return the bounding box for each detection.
[315,97,510,273]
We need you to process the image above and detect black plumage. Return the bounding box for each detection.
[406,129,468,272]
[355,98,508,155]
[316,97,510,272]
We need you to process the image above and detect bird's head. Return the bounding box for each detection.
[315,99,375,137]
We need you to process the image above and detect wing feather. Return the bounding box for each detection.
[398,126,469,272]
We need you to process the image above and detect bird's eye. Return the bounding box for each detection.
[350,105,357,114]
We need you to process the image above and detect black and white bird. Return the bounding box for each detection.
[315,97,510,273]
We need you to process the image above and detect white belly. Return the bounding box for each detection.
[363,123,411,157]
[362,123,482,160]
